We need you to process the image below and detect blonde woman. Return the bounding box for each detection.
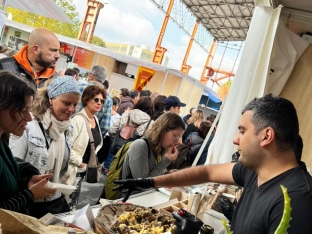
[9,76,81,218]
[182,109,204,142]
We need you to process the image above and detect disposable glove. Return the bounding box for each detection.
[172,209,203,234]
[113,178,154,202]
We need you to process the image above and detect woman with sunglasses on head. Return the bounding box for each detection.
[0,71,57,213]
[9,75,81,218]
[121,112,185,184]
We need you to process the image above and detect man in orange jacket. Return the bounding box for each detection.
[0,28,60,88]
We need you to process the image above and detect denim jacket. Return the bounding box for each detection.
[9,119,73,176]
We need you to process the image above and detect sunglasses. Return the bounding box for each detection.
[93,98,105,104]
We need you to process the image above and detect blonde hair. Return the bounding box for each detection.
[31,87,50,121]
[187,109,204,125]
[145,112,185,154]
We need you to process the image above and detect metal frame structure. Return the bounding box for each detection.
[150,0,214,52]
[149,0,255,49]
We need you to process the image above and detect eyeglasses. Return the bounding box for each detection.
[93,98,105,104]
[170,129,181,141]
[88,72,95,76]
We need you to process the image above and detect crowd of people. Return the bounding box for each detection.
[0,27,311,234]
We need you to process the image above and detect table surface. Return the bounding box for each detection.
[56,189,226,234]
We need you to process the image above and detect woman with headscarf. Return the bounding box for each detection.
[9,75,81,218]
[0,71,57,213]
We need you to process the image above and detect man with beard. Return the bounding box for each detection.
[0,28,60,88]
[113,94,312,234]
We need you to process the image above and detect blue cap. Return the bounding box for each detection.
[165,96,186,108]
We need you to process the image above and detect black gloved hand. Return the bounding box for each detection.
[218,194,235,222]
[112,178,154,202]
[172,209,203,234]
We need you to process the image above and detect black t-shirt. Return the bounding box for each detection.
[82,121,101,164]
[231,162,312,234]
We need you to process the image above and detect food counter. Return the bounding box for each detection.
[55,189,226,234]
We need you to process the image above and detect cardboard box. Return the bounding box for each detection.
[169,188,188,201]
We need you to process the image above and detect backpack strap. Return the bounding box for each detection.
[122,138,151,180]
[142,119,152,136]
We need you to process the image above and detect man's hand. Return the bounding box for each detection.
[28,173,53,187]
[113,178,154,202]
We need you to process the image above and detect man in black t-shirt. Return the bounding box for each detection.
[113,94,312,234]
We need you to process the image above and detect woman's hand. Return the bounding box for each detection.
[164,145,179,161]
[78,163,85,168]
[28,173,53,187]
[29,179,57,200]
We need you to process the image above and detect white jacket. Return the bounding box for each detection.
[62,109,103,185]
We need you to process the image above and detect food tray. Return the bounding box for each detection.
[94,203,176,234]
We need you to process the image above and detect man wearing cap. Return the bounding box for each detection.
[0,28,60,88]
[77,65,112,137]
[164,95,186,114]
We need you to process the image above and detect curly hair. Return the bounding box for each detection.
[81,85,106,107]
[145,112,185,154]
[0,71,36,142]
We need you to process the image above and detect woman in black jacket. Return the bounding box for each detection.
[0,71,56,213]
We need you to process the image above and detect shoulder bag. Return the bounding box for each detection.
[77,113,102,183]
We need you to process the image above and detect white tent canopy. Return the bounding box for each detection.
[192,2,309,165]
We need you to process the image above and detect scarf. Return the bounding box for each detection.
[0,140,19,200]
[13,45,56,85]
[42,109,70,183]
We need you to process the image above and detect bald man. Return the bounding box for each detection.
[0,28,60,88]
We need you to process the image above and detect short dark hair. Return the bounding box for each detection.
[198,122,211,139]
[73,67,80,74]
[120,88,130,97]
[153,95,166,113]
[103,80,109,89]
[112,96,120,106]
[140,90,152,97]
[65,68,76,77]
[0,71,36,120]
[130,89,140,99]
[81,85,106,107]
[133,96,153,117]
[294,135,303,161]
[242,94,299,152]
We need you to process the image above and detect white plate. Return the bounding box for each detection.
[50,183,76,195]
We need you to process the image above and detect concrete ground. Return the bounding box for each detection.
[76,172,106,209]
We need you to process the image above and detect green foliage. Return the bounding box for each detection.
[274,185,292,234]
[91,35,106,47]
[217,80,232,101]
[221,220,233,234]
[7,0,106,45]
[7,0,80,38]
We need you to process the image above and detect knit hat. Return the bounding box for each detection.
[47,75,80,99]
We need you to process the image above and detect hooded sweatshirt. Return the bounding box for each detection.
[13,45,56,86]
[117,96,134,115]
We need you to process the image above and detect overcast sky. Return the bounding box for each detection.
[72,0,242,89]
